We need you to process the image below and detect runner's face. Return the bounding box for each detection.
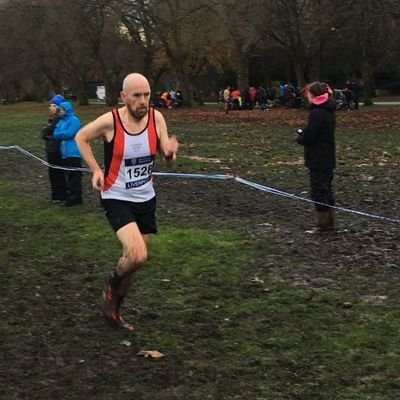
[122,82,151,119]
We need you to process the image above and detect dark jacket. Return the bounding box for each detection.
[297,99,336,171]
[41,114,61,153]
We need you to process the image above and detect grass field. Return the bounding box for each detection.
[1,102,400,399]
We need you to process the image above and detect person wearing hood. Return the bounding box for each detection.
[41,94,67,203]
[297,82,336,231]
[53,101,83,206]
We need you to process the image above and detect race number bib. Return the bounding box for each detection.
[124,155,154,189]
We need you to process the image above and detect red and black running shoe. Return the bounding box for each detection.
[100,283,134,331]
[102,310,134,332]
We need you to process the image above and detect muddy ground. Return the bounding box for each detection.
[1,104,400,399]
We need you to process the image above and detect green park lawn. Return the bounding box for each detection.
[1,102,400,399]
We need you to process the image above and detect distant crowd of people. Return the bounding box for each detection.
[220,83,303,113]
[220,79,362,113]
[152,89,183,108]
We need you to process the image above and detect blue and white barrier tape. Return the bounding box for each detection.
[1,145,400,224]
[1,145,91,172]
[153,171,233,180]
[234,176,400,224]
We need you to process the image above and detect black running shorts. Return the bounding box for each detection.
[100,196,157,234]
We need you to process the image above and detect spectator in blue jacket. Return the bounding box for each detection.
[53,101,83,206]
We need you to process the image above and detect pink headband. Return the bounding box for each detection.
[312,92,329,105]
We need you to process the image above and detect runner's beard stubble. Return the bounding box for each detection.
[128,104,148,120]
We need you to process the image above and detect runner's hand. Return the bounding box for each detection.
[163,135,178,163]
[92,169,104,191]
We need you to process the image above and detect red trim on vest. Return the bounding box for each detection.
[103,109,125,191]
[148,107,158,155]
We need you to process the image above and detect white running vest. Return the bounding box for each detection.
[101,107,158,202]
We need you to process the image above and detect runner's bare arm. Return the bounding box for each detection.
[76,112,114,191]
[154,110,178,165]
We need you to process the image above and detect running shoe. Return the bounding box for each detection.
[102,310,134,332]
[100,283,134,331]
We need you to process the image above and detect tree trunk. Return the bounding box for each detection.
[181,79,193,107]
[76,83,89,106]
[193,82,204,105]
[236,58,249,90]
[294,60,306,88]
[361,61,374,106]
[105,89,119,106]
[309,54,321,82]
[104,77,119,106]
[176,69,193,106]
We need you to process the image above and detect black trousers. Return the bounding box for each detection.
[63,157,82,202]
[47,151,67,201]
[309,169,335,211]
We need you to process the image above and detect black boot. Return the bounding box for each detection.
[316,211,334,231]
[328,208,336,230]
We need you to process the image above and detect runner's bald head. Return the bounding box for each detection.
[122,73,150,93]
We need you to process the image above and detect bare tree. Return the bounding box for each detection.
[347,0,400,105]
[265,0,353,86]
[0,0,55,100]
[216,0,267,89]
[0,0,399,103]
[117,0,228,105]
[0,0,142,105]
[75,0,145,105]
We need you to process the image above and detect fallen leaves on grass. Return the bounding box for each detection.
[137,350,165,359]
[162,105,400,131]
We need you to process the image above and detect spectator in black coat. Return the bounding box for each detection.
[297,82,336,231]
[41,95,67,203]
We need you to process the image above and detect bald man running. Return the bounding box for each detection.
[76,73,178,331]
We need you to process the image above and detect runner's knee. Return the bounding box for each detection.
[126,247,148,266]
